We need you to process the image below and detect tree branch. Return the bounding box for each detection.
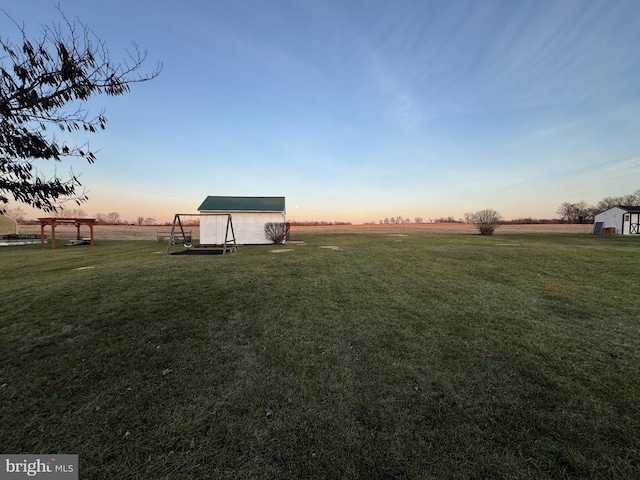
[0,7,161,213]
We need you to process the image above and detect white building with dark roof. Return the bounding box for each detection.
[593,206,640,235]
[198,196,286,245]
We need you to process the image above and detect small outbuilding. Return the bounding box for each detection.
[198,196,286,245]
[0,215,17,237]
[593,206,640,235]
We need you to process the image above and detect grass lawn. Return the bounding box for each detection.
[1,233,639,479]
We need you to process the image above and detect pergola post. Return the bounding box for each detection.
[51,220,57,249]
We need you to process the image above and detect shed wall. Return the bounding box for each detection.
[200,212,285,244]
[593,207,625,234]
[622,212,640,234]
[0,216,17,236]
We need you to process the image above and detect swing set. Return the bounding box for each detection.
[166,213,237,255]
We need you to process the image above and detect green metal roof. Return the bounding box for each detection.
[198,196,285,212]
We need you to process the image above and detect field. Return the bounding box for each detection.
[1,230,638,479]
[16,221,592,242]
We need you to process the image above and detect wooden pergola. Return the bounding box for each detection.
[38,217,96,249]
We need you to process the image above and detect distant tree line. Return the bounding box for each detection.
[432,216,464,224]
[289,220,352,226]
[94,212,159,225]
[4,188,636,227]
[0,205,179,226]
[51,209,159,225]
[501,218,562,225]
[557,189,640,224]
[378,216,412,224]
[370,215,563,225]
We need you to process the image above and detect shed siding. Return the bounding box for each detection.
[0,216,17,236]
[623,212,640,234]
[593,207,626,234]
[201,212,285,245]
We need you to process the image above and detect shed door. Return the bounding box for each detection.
[630,214,640,234]
[592,222,603,235]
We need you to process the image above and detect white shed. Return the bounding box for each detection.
[198,196,286,245]
[0,215,17,237]
[593,206,640,235]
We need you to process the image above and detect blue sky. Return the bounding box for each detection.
[3,0,640,222]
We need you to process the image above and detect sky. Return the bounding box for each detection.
[2,0,640,223]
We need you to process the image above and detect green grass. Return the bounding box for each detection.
[1,234,639,479]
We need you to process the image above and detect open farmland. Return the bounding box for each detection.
[289,222,592,235]
[16,221,591,242]
[1,232,638,479]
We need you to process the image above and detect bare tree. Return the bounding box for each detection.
[55,207,86,218]
[94,212,107,224]
[264,222,290,244]
[106,211,121,224]
[94,211,120,224]
[470,209,503,235]
[595,189,640,214]
[463,212,474,224]
[557,201,596,224]
[557,202,573,223]
[596,197,623,212]
[0,7,161,213]
[621,190,640,205]
[2,205,26,222]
